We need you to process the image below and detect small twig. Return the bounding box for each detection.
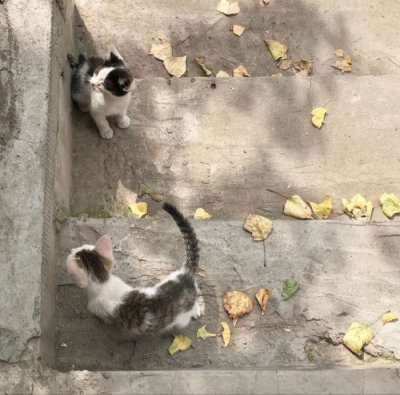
[262,239,267,267]
[322,58,332,66]
[322,99,337,108]
[220,56,236,65]
[368,310,390,327]
[267,188,288,200]
[233,266,243,281]
[264,324,295,332]
[388,58,400,69]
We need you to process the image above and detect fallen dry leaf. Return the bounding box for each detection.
[335,49,344,57]
[195,56,213,76]
[197,325,216,340]
[332,54,352,73]
[163,56,187,78]
[129,202,147,218]
[265,40,288,61]
[343,323,374,356]
[194,208,212,220]
[220,322,231,347]
[380,193,400,218]
[284,195,313,219]
[383,312,398,325]
[272,73,282,77]
[217,0,240,15]
[216,70,231,77]
[282,328,291,332]
[256,288,271,315]
[223,291,254,326]
[278,58,293,70]
[281,279,299,301]
[150,39,172,61]
[138,183,164,202]
[233,65,250,77]
[197,268,206,277]
[293,59,313,76]
[311,107,327,129]
[342,194,373,221]
[243,214,272,241]
[233,25,245,36]
[169,334,191,356]
[309,195,332,220]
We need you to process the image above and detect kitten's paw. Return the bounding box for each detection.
[78,103,90,113]
[192,301,201,320]
[100,128,113,139]
[117,116,131,129]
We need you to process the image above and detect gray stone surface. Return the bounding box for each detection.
[56,218,400,370]
[72,75,400,221]
[74,0,400,78]
[1,366,399,395]
[0,0,53,363]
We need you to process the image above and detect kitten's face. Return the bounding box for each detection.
[67,236,115,288]
[90,49,133,97]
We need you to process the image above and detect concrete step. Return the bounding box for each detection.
[71,75,400,220]
[56,217,400,371]
[75,0,400,78]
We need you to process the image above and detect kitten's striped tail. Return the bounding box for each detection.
[163,203,199,277]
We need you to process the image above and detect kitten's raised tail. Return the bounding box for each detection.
[162,203,199,277]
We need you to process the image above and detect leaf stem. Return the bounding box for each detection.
[267,188,288,200]
[263,239,267,267]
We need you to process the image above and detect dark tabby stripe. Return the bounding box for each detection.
[75,249,110,283]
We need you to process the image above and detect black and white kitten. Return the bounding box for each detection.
[68,46,133,139]
[66,203,201,333]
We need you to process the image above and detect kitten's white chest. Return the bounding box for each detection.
[90,91,131,116]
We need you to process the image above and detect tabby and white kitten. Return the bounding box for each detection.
[66,203,201,333]
[68,46,133,139]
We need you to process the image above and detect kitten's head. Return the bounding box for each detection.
[67,236,115,288]
[90,46,133,97]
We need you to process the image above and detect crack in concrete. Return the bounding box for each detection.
[170,371,177,395]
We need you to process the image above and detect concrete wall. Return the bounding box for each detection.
[0,0,74,366]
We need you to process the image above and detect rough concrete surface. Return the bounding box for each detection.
[74,0,400,78]
[0,0,53,363]
[72,75,400,221]
[56,218,400,370]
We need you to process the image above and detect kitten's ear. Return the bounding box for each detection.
[94,235,114,262]
[67,258,89,288]
[107,45,124,62]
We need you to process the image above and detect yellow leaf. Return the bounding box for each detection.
[311,107,327,129]
[220,322,231,347]
[233,65,250,77]
[332,54,352,73]
[380,193,400,218]
[233,25,245,36]
[342,194,373,221]
[293,59,313,76]
[194,208,212,220]
[343,323,374,356]
[284,195,313,219]
[278,58,293,70]
[383,312,398,325]
[223,291,254,325]
[272,73,282,77]
[129,202,147,218]
[195,56,213,76]
[265,40,288,61]
[197,268,206,277]
[217,0,240,15]
[163,56,187,78]
[149,39,172,61]
[243,214,272,241]
[197,325,216,340]
[309,195,332,220]
[256,288,271,315]
[216,70,231,77]
[335,49,344,57]
[168,334,191,356]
